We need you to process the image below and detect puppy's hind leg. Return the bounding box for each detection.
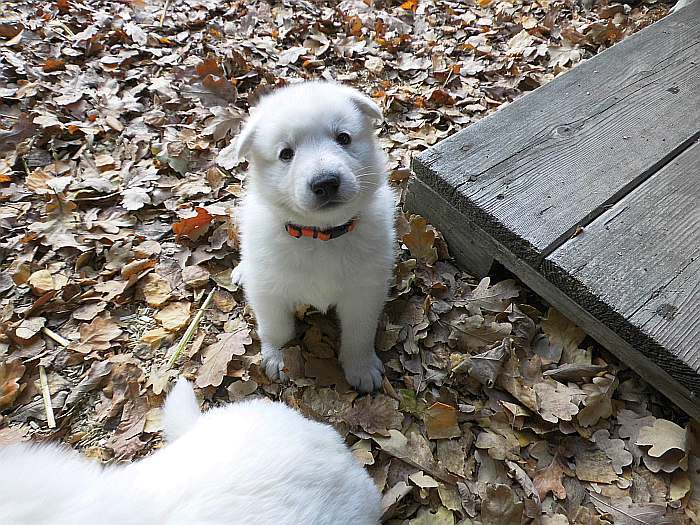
[250,293,294,382]
[337,288,386,393]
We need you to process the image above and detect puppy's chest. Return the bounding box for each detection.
[264,238,373,303]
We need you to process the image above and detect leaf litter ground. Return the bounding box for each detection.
[0,0,698,524]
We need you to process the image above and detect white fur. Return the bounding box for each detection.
[234,81,396,392]
[0,379,382,525]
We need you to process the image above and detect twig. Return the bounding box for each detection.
[41,326,70,347]
[159,0,172,27]
[167,288,216,367]
[39,366,56,429]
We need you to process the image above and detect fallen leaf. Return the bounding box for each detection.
[14,317,46,340]
[466,338,510,388]
[140,273,172,308]
[71,316,123,354]
[480,484,523,525]
[424,402,461,439]
[173,207,214,241]
[182,266,210,289]
[592,429,633,474]
[0,360,26,410]
[465,278,520,313]
[533,455,568,500]
[155,301,191,332]
[577,375,617,427]
[409,471,439,489]
[196,323,251,388]
[28,269,67,294]
[449,314,512,351]
[344,394,403,436]
[541,308,585,365]
[403,215,437,266]
[534,380,580,423]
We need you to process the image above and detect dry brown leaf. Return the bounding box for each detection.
[475,429,520,461]
[71,316,123,355]
[465,277,520,313]
[173,207,214,241]
[196,323,251,388]
[637,419,688,458]
[541,308,585,365]
[0,360,26,410]
[534,380,580,423]
[344,394,403,437]
[408,471,439,489]
[577,375,617,427]
[574,446,618,484]
[14,317,46,340]
[449,314,512,351]
[402,215,437,266]
[636,419,688,473]
[424,402,461,440]
[592,429,633,474]
[480,484,523,525]
[466,338,510,388]
[140,273,172,308]
[27,269,67,294]
[533,455,568,500]
[140,327,172,349]
[182,266,210,289]
[589,495,671,525]
[155,301,191,332]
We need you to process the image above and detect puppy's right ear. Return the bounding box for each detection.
[233,112,261,162]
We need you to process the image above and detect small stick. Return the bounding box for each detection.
[167,288,216,367]
[41,327,70,347]
[159,0,172,27]
[39,366,56,429]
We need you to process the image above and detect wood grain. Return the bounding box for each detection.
[413,6,700,265]
[544,142,700,391]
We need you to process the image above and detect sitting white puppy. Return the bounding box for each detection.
[0,380,382,525]
[233,81,395,392]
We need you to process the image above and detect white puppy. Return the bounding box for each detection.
[0,380,382,525]
[233,81,395,392]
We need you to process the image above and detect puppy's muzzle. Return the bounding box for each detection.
[310,172,341,206]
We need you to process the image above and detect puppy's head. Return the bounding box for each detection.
[235,81,386,224]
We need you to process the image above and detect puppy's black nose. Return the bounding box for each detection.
[310,173,340,200]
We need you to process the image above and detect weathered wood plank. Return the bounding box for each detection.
[412,6,700,265]
[405,177,700,420]
[543,141,700,391]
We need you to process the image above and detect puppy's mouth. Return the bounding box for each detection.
[318,199,345,210]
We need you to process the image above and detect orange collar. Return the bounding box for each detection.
[285,217,358,241]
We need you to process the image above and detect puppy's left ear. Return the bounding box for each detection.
[349,91,383,122]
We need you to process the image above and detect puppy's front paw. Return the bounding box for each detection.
[231,264,244,286]
[261,346,288,383]
[343,353,384,393]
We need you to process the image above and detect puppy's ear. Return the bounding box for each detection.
[349,91,383,122]
[233,112,261,162]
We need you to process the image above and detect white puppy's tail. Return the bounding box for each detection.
[163,378,201,442]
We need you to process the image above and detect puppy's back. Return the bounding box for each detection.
[129,398,382,525]
[0,443,105,525]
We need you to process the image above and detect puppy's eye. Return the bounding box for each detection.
[336,132,352,146]
[279,148,294,161]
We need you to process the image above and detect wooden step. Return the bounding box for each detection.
[407,6,700,419]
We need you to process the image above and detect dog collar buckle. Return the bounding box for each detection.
[285,217,358,241]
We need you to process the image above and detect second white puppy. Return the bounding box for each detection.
[234,81,395,392]
[0,379,382,525]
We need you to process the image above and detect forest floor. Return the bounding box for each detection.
[0,0,697,524]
